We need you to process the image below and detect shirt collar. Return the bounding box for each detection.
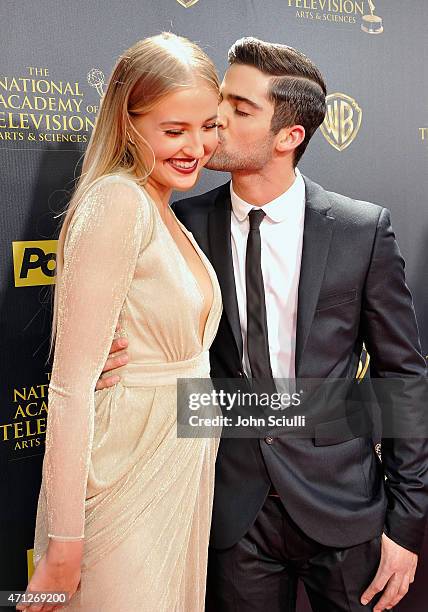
[230,168,305,223]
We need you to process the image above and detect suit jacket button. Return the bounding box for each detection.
[265,436,274,445]
[237,371,243,377]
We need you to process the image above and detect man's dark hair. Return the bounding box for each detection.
[228,37,327,166]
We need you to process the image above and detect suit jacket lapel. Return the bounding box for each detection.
[208,183,243,360]
[296,177,335,374]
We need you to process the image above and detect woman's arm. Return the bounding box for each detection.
[45,176,150,542]
[17,177,151,611]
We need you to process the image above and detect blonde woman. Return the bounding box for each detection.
[18,33,222,612]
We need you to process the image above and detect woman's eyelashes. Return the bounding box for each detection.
[164,122,219,136]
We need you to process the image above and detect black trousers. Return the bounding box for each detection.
[206,495,383,611]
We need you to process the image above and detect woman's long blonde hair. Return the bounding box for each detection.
[50,33,219,356]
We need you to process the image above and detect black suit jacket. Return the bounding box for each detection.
[173,176,428,554]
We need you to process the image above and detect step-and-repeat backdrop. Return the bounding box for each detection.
[1,1,427,610]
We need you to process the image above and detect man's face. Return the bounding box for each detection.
[206,64,277,172]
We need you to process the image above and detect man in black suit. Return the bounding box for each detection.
[98,38,427,611]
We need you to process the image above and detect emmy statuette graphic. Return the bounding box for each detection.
[361,0,384,34]
[176,0,200,8]
[87,69,106,97]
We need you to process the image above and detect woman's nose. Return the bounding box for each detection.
[183,133,205,158]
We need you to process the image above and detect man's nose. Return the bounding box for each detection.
[217,115,227,130]
[217,101,228,129]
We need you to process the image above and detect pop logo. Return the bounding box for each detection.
[12,240,57,287]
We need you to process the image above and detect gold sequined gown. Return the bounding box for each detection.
[32,173,222,611]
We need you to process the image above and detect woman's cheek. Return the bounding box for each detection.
[205,132,219,156]
[152,137,181,161]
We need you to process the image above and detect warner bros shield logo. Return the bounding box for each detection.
[176,0,200,7]
[320,93,362,152]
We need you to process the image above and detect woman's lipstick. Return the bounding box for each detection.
[167,158,198,175]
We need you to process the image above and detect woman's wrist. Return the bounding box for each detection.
[46,538,84,566]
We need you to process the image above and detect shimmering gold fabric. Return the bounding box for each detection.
[33,174,222,611]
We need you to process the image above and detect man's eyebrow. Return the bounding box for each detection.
[225,94,263,110]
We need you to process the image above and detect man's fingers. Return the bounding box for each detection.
[386,575,410,609]
[373,573,402,611]
[101,352,129,373]
[95,375,121,391]
[361,568,390,605]
[109,337,128,356]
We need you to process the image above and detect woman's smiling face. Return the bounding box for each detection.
[131,80,219,197]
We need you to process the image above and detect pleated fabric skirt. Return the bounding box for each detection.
[34,364,218,611]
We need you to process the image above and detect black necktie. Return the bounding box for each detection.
[246,209,273,380]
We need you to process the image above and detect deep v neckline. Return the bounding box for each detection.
[149,196,215,348]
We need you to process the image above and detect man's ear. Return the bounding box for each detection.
[275,125,305,154]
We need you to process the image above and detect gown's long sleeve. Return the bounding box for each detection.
[44,175,151,541]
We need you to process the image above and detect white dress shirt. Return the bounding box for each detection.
[230,169,306,379]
